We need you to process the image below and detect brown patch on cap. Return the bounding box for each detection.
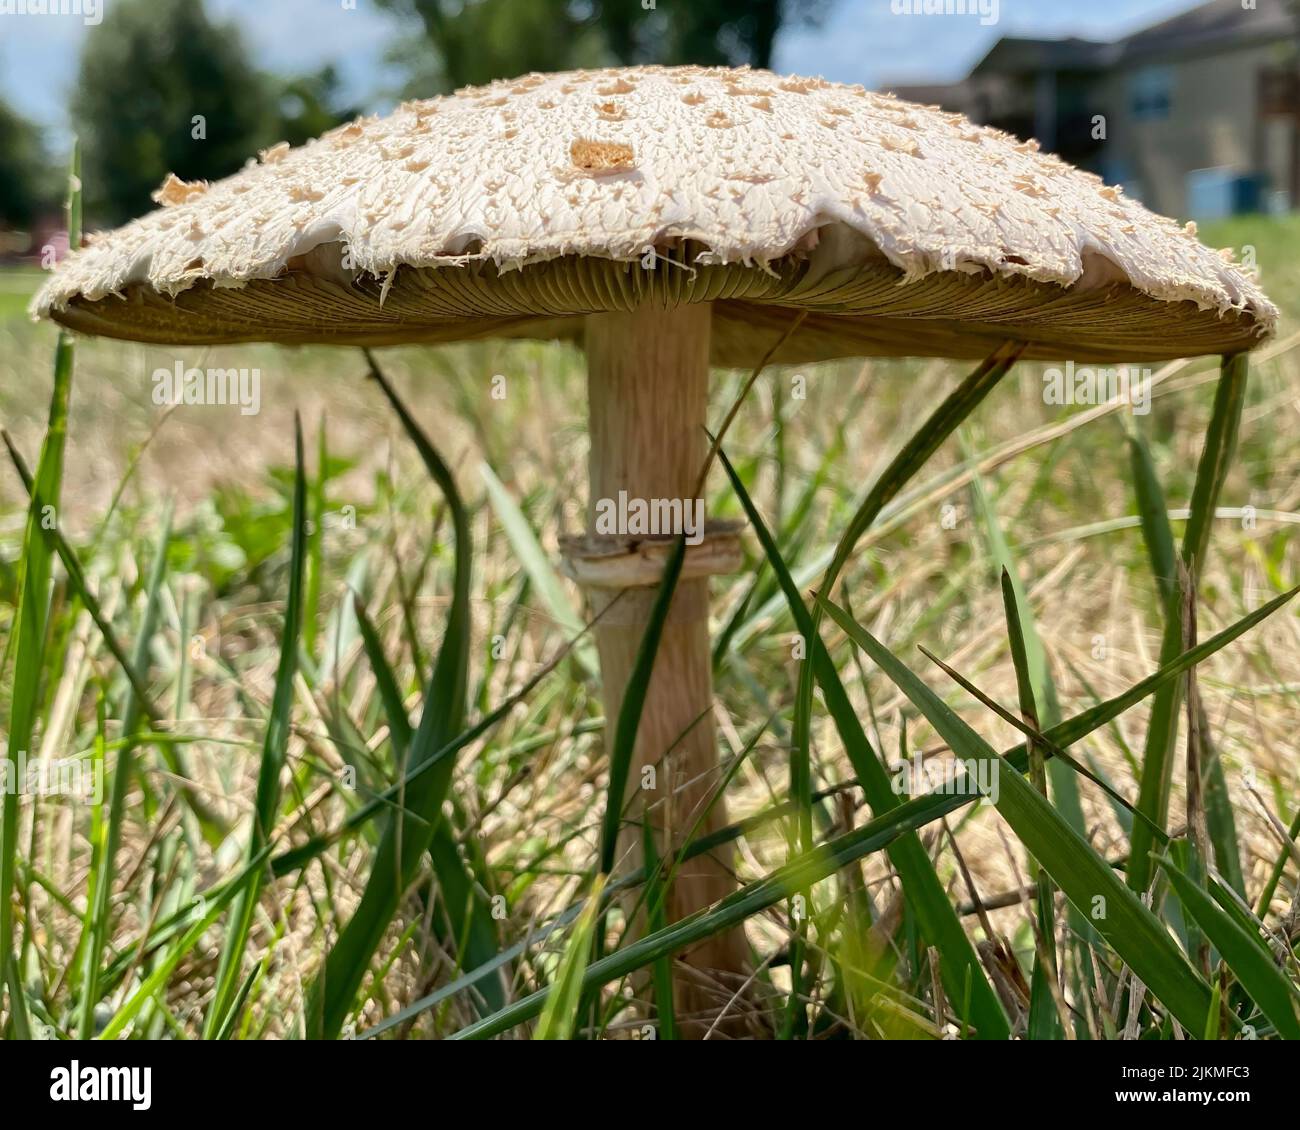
[151,174,209,207]
[259,142,291,165]
[881,134,920,156]
[570,138,635,173]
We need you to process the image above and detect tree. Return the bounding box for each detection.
[384,0,606,93]
[377,0,831,95]
[0,97,51,229]
[613,0,821,70]
[274,65,364,150]
[72,0,275,225]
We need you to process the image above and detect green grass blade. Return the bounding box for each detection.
[1,338,73,1038]
[598,536,685,878]
[785,343,1018,949]
[1126,425,1179,606]
[77,503,173,1037]
[998,568,1062,1040]
[718,446,1009,1040]
[309,353,473,1039]
[640,820,676,1040]
[1129,354,1249,893]
[1204,979,1223,1041]
[782,587,815,1040]
[269,616,582,878]
[821,345,1022,593]
[534,874,607,1041]
[819,594,1215,1035]
[781,345,1019,1034]
[479,460,595,675]
[3,434,160,724]
[4,434,224,842]
[0,143,81,1034]
[98,851,266,1040]
[303,413,326,655]
[970,441,1090,1027]
[354,594,413,752]
[919,645,1168,845]
[204,417,308,1037]
[1182,355,1250,577]
[966,452,1087,833]
[67,693,108,1003]
[1160,858,1300,1039]
[213,969,260,1042]
[1256,805,1300,919]
[427,824,505,1011]
[406,581,1297,1039]
[969,471,1061,727]
[1126,424,1245,896]
[316,575,1299,1023]
[452,810,970,1039]
[355,590,505,1014]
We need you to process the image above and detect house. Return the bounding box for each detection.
[888,0,1300,220]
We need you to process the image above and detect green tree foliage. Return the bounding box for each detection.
[379,0,830,94]
[72,0,357,224]
[0,97,51,228]
[387,0,605,92]
[628,0,814,69]
[275,65,364,150]
[73,0,273,224]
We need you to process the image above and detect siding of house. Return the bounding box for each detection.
[1102,42,1292,218]
[889,1,1300,222]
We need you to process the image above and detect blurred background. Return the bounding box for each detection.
[6,0,1300,245]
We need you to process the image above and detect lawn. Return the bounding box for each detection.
[0,267,44,324]
[0,212,1296,1040]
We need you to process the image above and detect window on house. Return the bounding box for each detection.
[1130,66,1172,121]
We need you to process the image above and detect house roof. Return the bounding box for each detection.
[942,0,1298,86]
[1120,0,1298,62]
[878,0,1299,114]
[880,81,971,110]
[970,36,1117,77]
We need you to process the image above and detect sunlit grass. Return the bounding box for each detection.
[0,214,1298,1039]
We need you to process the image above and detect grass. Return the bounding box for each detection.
[0,211,1298,1040]
[0,268,45,324]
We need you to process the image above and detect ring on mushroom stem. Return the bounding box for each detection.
[35,64,1274,1039]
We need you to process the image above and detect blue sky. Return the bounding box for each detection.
[1,0,1203,146]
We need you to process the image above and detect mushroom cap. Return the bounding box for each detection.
[36,65,1274,364]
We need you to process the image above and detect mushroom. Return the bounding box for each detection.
[34,64,1276,1032]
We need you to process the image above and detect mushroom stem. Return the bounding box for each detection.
[583,302,751,1034]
